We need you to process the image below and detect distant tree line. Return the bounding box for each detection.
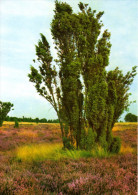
[5,116,59,123]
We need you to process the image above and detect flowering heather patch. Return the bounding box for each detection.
[112,122,137,131]
[0,123,61,150]
[17,130,38,138]
[0,154,136,194]
[0,122,137,194]
[113,123,137,154]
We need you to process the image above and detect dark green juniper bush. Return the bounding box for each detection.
[28,1,137,152]
[0,101,14,126]
[14,119,19,128]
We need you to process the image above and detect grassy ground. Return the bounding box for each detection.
[0,122,137,194]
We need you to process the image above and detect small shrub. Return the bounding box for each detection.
[14,119,19,128]
[110,137,121,153]
[63,137,74,150]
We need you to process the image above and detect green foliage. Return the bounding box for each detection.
[28,1,137,151]
[0,101,13,127]
[80,128,87,150]
[14,119,19,128]
[62,137,74,150]
[80,128,97,150]
[99,136,108,150]
[124,113,137,122]
[91,146,110,158]
[35,118,39,123]
[86,128,97,150]
[110,137,121,154]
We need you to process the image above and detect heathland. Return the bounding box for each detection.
[0,122,137,194]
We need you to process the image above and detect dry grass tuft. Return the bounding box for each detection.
[16,143,63,162]
[120,145,134,154]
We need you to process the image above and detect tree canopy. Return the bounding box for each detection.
[125,113,137,122]
[28,1,137,152]
[0,101,14,126]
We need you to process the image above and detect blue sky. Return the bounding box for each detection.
[0,0,138,120]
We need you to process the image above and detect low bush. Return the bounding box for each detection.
[110,137,121,153]
[63,137,74,150]
[14,120,19,128]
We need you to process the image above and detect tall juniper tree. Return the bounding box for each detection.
[28,1,137,152]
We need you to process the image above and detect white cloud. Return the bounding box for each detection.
[0,0,55,17]
[0,66,37,99]
[0,26,12,35]
[0,39,34,54]
[0,65,57,119]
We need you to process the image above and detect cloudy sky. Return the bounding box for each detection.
[0,0,138,120]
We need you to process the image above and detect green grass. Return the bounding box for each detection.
[15,143,111,162]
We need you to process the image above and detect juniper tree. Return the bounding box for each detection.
[28,1,137,152]
[14,119,19,128]
[0,101,14,126]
